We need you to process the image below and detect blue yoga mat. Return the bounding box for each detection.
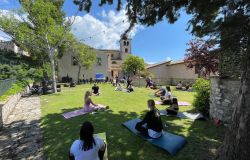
[122,118,186,155]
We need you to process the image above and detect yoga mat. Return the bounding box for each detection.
[95,132,108,160]
[62,109,89,119]
[159,110,186,118]
[155,100,163,105]
[159,110,204,120]
[154,100,191,106]
[178,101,191,106]
[122,118,186,155]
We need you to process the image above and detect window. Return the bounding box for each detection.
[112,61,117,64]
[72,56,78,66]
[125,48,128,53]
[126,41,129,46]
[123,41,126,46]
[111,54,114,57]
[97,57,102,66]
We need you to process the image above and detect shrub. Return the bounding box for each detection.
[0,81,27,101]
[192,78,210,116]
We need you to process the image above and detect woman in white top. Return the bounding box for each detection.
[69,121,106,160]
[160,86,172,105]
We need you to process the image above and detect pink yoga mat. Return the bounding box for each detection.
[154,100,191,106]
[62,109,89,119]
[178,101,191,106]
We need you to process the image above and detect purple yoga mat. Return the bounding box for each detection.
[178,101,191,106]
[155,100,163,105]
[62,109,89,119]
[154,100,191,106]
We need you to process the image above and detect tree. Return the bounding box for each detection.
[184,39,219,77]
[121,55,145,75]
[70,40,96,82]
[74,1,250,159]
[0,0,73,93]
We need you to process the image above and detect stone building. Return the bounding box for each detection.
[0,40,28,56]
[58,37,131,81]
[146,60,198,85]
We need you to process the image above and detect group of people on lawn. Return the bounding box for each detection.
[69,81,181,160]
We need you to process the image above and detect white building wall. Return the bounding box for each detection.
[147,63,169,78]
[166,63,198,79]
[58,51,111,81]
[147,62,199,85]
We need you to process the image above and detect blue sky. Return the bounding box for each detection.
[0,0,194,63]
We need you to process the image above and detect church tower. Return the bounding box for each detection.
[120,36,131,60]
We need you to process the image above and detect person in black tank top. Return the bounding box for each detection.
[135,99,163,138]
[92,83,100,96]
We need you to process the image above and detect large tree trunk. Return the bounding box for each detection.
[215,46,250,159]
[49,50,57,93]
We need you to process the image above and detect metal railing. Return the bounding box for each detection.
[0,79,16,96]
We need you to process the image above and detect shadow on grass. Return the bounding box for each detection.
[41,108,226,160]
[41,108,175,160]
[186,120,226,160]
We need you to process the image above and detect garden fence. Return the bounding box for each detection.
[0,79,16,96]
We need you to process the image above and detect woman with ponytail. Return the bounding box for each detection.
[135,99,163,139]
[69,121,106,160]
[83,91,109,112]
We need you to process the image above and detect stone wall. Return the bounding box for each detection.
[0,93,22,129]
[0,85,31,129]
[210,76,241,123]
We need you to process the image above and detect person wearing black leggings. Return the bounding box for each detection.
[135,99,163,139]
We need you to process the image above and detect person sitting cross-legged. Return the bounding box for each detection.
[166,98,179,116]
[176,81,183,90]
[160,86,172,105]
[127,84,134,92]
[135,99,163,139]
[69,121,106,160]
[83,91,108,112]
[154,86,166,97]
[92,83,100,96]
[115,83,123,91]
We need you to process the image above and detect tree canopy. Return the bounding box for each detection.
[122,55,145,75]
[184,39,219,77]
[0,0,73,92]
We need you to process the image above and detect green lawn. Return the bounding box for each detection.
[41,84,225,160]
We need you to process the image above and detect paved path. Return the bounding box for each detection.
[0,97,44,160]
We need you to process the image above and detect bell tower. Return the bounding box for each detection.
[120,35,131,60]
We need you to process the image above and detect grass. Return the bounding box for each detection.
[0,81,25,102]
[41,84,225,160]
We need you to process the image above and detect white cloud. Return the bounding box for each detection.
[0,8,144,49]
[69,9,143,49]
[166,57,172,61]
[146,61,156,65]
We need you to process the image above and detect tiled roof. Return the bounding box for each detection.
[146,60,186,69]
[146,60,171,68]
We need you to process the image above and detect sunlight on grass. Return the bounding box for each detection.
[41,84,225,160]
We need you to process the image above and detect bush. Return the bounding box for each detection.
[0,64,45,82]
[192,78,210,116]
[0,81,28,101]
